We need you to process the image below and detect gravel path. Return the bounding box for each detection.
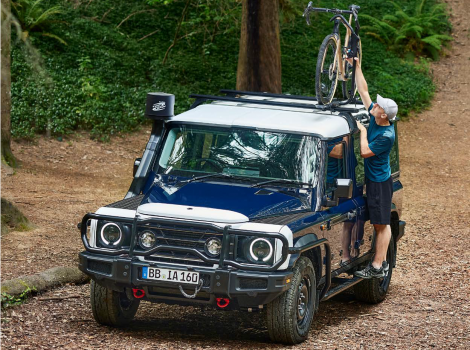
[2,0,470,348]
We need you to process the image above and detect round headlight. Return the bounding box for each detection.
[139,231,157,249]
[101,223,122,246]
[205,237,222,257]
[250,238,273,262]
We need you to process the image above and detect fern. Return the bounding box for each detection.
[361,0,452,60]
[11,0,66,45]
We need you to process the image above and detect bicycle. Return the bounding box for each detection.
[303,2,362,105]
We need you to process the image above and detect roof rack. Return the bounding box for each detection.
[220,89,364,106]
[189,92,363,113]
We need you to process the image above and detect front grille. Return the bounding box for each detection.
[138,223,223,266]
[88,260,112,275]
[239,277,268,290]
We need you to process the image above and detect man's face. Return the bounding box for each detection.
[371,103,387,120]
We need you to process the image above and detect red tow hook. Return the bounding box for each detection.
[216,298,230,308]
[132,288,145,299]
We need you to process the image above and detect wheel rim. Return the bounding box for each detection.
[297,276,312,327]
[319,40,337,102]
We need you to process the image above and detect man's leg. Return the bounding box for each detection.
[371,224,391,269]
[341,222,355,263]
[354,223,391,279]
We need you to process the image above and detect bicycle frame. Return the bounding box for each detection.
[332,13,358,82]
[304,3,362,104]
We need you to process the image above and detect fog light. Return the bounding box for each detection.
[250,238,273,262]
[139,231,157,249]
[205,237,222,257]
[101,223,122,246]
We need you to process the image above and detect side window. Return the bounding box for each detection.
[390,124,400,174]
[325,140,346,194]
[353,133,365,186]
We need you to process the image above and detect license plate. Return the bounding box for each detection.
[142,267,199,285]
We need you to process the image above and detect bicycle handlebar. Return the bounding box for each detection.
[303,2,360,30]
[309,7,353,15]
[303,2,360,26]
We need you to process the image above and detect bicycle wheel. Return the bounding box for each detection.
[315,34,339,105]
[342,39,362,100]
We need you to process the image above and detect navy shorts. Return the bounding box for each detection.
[365,177,393,225]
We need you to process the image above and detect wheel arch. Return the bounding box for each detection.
[292,234,322,287]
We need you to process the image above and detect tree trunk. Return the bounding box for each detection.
[1,0,17,167]
[236,0,282,93]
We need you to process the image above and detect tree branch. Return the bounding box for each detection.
[116,9,156,29]
[138,29,160,42]
[162,0,191,65]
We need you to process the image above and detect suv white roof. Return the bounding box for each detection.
[168,95,367,139]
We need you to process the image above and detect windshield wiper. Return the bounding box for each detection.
[179,173,244,184]
[251,179,312,188]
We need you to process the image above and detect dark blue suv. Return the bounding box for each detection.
[78,91,405,344]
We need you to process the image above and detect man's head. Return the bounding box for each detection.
[370,95,398,124]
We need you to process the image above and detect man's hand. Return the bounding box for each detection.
[346,56,360,68]
[356,119,366,132]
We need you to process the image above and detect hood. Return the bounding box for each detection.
[140,181,310,219]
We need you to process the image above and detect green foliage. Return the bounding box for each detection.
[10,0,448,138]
[360,0,452,60]
[11,0,66,44]
[1,286,36,309]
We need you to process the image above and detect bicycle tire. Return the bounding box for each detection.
[342,39,362,100]
[315,34,339,105]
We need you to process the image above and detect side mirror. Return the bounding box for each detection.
[323,178,353,207]
[133,158,142,177]
[335,178,353,199]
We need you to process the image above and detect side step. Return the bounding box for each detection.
[322,277,363,301]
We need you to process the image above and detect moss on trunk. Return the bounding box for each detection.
[1,198,35,235]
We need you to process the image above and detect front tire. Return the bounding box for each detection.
[90,280,140,326]
[266,257,317,344]
[315,34,339,105]
[353,235,395,303]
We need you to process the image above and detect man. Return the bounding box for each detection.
[347,57,398,279]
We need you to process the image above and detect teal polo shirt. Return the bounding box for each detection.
[365,103,395,182]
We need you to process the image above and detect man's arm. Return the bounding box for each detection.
[328,143,343,159]
[358,126,375,158]
[347,57,372,108]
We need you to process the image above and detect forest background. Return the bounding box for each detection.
[8,0,451,141]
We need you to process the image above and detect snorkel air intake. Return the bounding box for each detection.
[145,92,175,120]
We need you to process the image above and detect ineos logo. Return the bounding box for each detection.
[152,101,166,112]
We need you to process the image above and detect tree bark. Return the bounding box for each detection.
[236,0,282,93]
[1,0,17,167]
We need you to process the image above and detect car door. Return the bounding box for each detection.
[320,137,359,271]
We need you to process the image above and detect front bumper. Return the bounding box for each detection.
[79,251,293,308]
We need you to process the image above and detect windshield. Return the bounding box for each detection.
[156,125,323,186]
